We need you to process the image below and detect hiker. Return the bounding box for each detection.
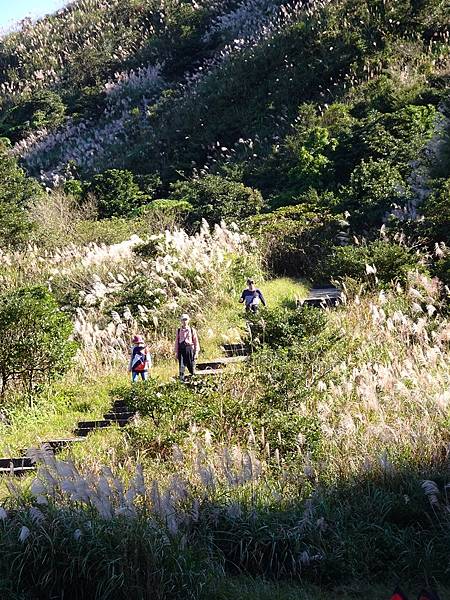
[239,278,266,313]
[128,335,152,382]
[174,314,200,382]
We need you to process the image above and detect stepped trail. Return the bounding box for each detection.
[0,288,340,476]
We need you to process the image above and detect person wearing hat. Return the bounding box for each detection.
[174,314,200,382]
[239,278,266,313]
[129,335,152,382]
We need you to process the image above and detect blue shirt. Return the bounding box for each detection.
[240,288,266,306]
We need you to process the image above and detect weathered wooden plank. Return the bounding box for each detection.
[222,343,250,357]
[303,285,343,308]
[0,465,36,476]
[0,457,33,469]
[39,438,85,451]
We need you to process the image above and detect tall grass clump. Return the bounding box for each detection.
[0,220,258,375]
[0,467,211,598]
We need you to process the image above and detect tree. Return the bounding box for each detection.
[0,286,77,396]
[422,178,450,245]
[0,140,43,247]
[88,169,149,219]
[170,175,264,224]
[358,105,437,172]
[342,158,409,229]
[0,90,66,143]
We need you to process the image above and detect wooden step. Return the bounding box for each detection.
[196,361,226,371]
[0,465,36,476]
[0,457,36,477]
[222,343,250,357]
[302,286,342,308]
[103,411,135,421]
[0,457,33,469]
[77,420,112,430]
[74,418,131,437]
[74,420,111,437]
[194,369,222,377]
[39,438,85,451]
[111,402,133,413]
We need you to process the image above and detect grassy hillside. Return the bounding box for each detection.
[0,0,449,281]
[0,1,449,599]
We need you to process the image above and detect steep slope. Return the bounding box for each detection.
[0,0,449,277]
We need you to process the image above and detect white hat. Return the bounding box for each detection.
[180,313,190,320]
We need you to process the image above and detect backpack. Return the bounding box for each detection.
[177,327,195,344]
[132,346,150,372]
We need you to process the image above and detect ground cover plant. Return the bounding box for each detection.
[0,0,449,598]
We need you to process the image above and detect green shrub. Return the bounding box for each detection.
[87,169,149,219]
[246,304,327,350]
[0,286,77,396]
[318,240,424,286]
[0,140,43,247]
[112,274,170,315]
[249,204,342,277]
[0,90,66,142]
[63,178,85,200]
[116,379,258,449]
[72,207,187,246]
[170,175,264,225]
[139,198,192,228]
[422,177,450,245]
[342,159,409,228]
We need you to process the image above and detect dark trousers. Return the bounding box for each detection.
[178,342,195,381]
[246,303,258,314]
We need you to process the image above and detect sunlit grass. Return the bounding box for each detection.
[0,372,126,455]
[263,277,309,306]
[199,277,309,359]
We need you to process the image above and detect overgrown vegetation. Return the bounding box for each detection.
[0,0,449,598]
[0,286,77,396]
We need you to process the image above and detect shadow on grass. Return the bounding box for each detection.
[196,457,450,599]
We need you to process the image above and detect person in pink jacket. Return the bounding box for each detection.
[174,314,200,382]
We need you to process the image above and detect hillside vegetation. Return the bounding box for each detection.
[0,1,449,599]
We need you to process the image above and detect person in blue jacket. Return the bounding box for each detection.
[239,278,266,313]
[128,335,152,382]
